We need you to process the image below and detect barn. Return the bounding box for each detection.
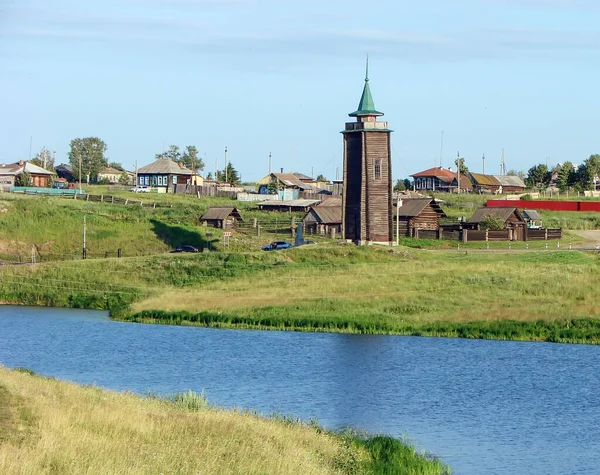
[200,207,243,229]
[302,202,342,236]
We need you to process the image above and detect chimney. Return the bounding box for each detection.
[19,160,24,166]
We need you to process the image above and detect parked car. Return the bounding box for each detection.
[261,241,292,251]
[169,245,199,253]
[130,186,150,193]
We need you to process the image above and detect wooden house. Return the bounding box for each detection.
[394,198,446,237]
[136,158,193,192]
[469,173,526,194]
[466,207,526,229]
[0,160,55,188]
[303,199,342,235]
[200,207,243,229]
[257,199,321,212]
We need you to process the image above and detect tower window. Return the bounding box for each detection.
[374,159,382,179]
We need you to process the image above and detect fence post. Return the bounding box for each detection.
[104,251,108,258]
[118,248,121,258]
[485,229,489,241]
[111,196,114,203]
[462,229,468,243]
[101,195,103,202]
[545,228,548,240]
[330,228,336,239]
[257,225,261,237]
[438,228,443,240]
[414,228,419,239]
[291,217,296,237]
[253,218,257,228]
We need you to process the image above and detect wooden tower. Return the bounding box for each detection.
[341,61,393,245]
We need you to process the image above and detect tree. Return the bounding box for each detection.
[30,147,55,171]
[181,145,204,172]
[155,145,181,162]
[455,157,469,175]
[393,179,406,192]
[583,154,600,189]
[316,174,328,182]
[15,172,32,187]
[506,169,525,180]
[554,162,575,191]
[206,172,213,180]
[68,137,108,183]
[403,178,411,190]
[118,172,130,185]
[267,177,279,194]
[481,215,505,231]
[525,164,550,189]
[217,162,240,185]
[109,162,124,171]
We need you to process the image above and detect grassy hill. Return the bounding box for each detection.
[0,366,448,474]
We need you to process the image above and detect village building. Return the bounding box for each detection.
[136,158,193,193]
[97,166,126,184]
[0,160,55,188]
[394,198,447,237]
[302,198,343,235]
[466,207,526,230]
[469,173,526,194]
[256,172,316,199]
[341,62,393,245]
[55,163,74,182]
[200,206,243,229]
[410,166,472,192]
[523,209,543,229]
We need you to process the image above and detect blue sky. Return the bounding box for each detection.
[2,0,600,181]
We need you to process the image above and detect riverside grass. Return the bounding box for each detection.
[0,366,449,475]
[1,243,600,343]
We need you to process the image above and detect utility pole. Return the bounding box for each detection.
[457,151,461,193]
[215,158,218,181]
[224,146,228,183]
[396,193,402,246]
[268,152,272,175]
[78,151,82,192]
[135,160,138,188]
[82,215,87,260]
[482,154,485,174]
[311,166,314,179]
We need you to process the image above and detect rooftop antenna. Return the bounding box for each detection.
[365,54,369,82]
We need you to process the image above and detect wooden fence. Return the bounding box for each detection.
[173,184,238,198]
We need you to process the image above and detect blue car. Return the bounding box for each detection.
[261,241,292,251]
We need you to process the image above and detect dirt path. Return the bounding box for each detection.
[569,230,600,248]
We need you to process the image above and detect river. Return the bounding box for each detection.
[1,305,599,474]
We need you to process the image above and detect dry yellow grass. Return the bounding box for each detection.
[0,366,369,475]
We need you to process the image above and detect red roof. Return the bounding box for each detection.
[410,167,457,182]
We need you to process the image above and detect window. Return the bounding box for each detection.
[172,176,177,184]
[152,175,157,186]
[158,175,163,186]
[374,159,382,179]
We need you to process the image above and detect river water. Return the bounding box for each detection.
[1,305,599,474]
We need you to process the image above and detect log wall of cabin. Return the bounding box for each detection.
[343,133,364,242]
[411,205,440,231]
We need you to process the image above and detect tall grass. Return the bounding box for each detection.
[0,366,449,474]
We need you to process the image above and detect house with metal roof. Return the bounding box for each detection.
[0,160,55,188]
[410,167,472,192]
[200,206,243,229]
[523,209,543,228]
[469,173,526,193]
[257,199,321,212]
[136,158,193,192]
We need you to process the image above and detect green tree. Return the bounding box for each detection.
[181,145,204,172]
[68,137,108,183]
[554,162,575,191]
[481,216,505,231]
[582,154,600,190]
[315,174,328,182]
[156,145,181,162]
[118,171,130,185]
[525,164,550,189]
[30,147,55,171]
[15,171,32,187]
[403,178,412,190]
[455,157,469,175]
[267,178,279,194]
[393,179,406,192]
[109,162,124,171]
[217,162,240,185]
[206,172,213,180]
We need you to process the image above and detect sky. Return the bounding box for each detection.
[2,0,600,182]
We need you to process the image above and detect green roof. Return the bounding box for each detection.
[349,58,383,117]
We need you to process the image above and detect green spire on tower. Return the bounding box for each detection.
[349,56,383,117]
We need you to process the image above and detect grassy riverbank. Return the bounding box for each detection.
[1,243,599,343]
[0,366,448,474]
